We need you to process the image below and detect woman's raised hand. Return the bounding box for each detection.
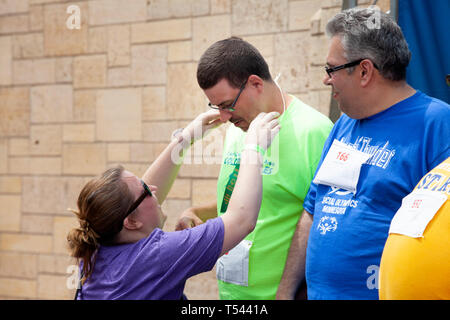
[244,111,281,151]
[181,109,223,145]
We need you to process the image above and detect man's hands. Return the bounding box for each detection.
[175,208,205,230]
[175,202,218,231]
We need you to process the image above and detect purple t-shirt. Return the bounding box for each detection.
[77,217,224,300]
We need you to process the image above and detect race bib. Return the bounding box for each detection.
[216,240,252,286]
[389,189,447,238]
[313,139,371,193]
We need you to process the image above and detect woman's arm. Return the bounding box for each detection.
[141,110,223,205]
[220,112,280,255]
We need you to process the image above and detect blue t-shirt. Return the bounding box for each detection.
[304,91,450,300]
[77,217,224,300]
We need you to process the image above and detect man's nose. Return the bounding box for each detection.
[219,110,232,122]
[323,73,332,86]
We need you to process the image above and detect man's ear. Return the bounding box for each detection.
[248,74,264,92]
[123,215,143,230]
[360,60,376,88]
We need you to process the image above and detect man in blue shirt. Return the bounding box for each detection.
[277,7,450,300]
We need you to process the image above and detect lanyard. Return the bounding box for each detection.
[220,163,240,213]
[218,78,285,214]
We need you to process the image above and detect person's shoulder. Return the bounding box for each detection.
[161,217,224,244]
[412,91,450,113]
[135,228,165,250]
[290,96,330,119]
[288,95,334,130]
[426,96,450,114]
[418,93,450,125]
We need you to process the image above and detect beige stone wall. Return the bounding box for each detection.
[0,0,389,300]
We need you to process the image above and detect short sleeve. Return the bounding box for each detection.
[303,125,336,215]
[159,217,224,279]
[304,182,318,215]
[424,101,450,169]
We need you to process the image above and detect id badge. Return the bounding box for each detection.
[313,139,371,193]
[389,189,447,238]
[216,240,252,286]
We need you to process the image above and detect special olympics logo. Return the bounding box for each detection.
[317,216,338,235]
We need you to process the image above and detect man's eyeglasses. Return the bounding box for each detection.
[126,180,153,216]
[208,80,247,112]
[325,59,379,77]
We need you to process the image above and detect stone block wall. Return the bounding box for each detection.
[0,0,389,299]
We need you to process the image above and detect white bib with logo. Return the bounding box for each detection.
[313,139,371,193]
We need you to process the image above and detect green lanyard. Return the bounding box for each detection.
[220,163,240,213]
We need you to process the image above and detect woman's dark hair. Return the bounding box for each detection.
[67,165,134,283]
[197,36,273,89]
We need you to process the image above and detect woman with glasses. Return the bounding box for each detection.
[67,109,280,300]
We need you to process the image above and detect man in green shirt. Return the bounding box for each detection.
[176,37,333,299]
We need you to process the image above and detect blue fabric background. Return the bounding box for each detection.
[398,0,450,103]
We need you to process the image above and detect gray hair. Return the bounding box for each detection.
[326,7,411,81]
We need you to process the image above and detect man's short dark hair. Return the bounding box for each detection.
[197,37,272,90]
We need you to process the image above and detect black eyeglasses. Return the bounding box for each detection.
[126,180,153,216]
[208,80,247,112]
[325,59,379,77]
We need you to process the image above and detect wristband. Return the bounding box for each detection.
[171,128,193,147]
[171,128,184,142]
[243,144,266,156]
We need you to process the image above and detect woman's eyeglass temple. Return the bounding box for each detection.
[125,180,153,216]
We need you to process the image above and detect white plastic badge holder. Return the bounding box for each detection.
[216,239,252,286]
[313,139,371,193]
[389,189,447,238]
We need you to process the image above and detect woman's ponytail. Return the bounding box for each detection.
[66,165,134,284]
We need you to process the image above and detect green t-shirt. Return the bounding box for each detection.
[216,96,333,299]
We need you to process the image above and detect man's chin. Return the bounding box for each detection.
[232,120,249,131]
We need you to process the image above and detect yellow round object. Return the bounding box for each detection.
[379,157,450,299]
